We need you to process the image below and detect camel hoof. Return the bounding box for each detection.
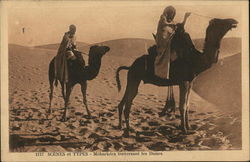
[168,114,176,120]
[123,130,130,138]
[87,111,92,117]
[178,125,188,134]
[82,114,91,119]
[61,115,67,122]
[61,118,66,122]
[158,111,166,117]
[186,130,196,135]
[47,109,52,114]
[181,129,195,135]
[112,125,121,130]
[181,128,188,134]
[117,125,122,130]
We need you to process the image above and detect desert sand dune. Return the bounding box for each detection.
[193,53,241,114]
[35,42,89,51]
[36,37,241,59]
[8,37,241,152]
[192,53,242,148]
[193,37,241,58]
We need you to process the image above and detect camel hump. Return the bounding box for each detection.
[71,49,86,67]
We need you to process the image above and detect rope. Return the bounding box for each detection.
[144,41,148,54]
[191,12,214,19]
[170,86,174,100]
[167,87,170,100]
[75,49,88,56]
[82,52,89,56]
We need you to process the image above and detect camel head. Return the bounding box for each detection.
[206,18,238,40]
[88,45,110,65]
[203,18,238,64]
[89,45,110,58]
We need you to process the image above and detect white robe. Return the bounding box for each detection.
[155,15,176,79]
[54,32,76,83]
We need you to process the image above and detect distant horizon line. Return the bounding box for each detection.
[8,36,242,47]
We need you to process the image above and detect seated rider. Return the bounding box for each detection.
[54,24,77,83]
[153,5,192,79]
[65,25,77,60]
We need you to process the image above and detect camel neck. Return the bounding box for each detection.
[86,57,102,80]
[201,35,222,70]
[192,34,223,76]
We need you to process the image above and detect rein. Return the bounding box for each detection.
[81,52,89,56]
[191,12,214,19]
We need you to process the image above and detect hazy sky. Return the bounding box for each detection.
[7,1,243,46]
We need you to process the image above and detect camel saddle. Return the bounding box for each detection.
[146,25,202,78]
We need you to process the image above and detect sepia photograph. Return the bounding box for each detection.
[1,0,249,161]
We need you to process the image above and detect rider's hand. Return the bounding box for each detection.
[185,12,191,18]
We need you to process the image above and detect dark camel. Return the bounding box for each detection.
[115,18,238,136]
[48,45,110,120]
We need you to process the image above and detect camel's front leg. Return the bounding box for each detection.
[179,81,191,133]
[60,81,66,101]
[62,83,73,121]
[185,82,192,130]
[81,82,91,117]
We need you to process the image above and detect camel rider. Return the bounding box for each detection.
[54,24,77,84]
[154,5,191,79]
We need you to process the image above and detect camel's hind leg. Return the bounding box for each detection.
[48,59,55,114]
[60,81,66,101]
[62,83,73,121]
[123,78,141,137]
[49,80,54,114]
[117,91,127,129]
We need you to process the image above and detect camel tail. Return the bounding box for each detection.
[116,66,130,92]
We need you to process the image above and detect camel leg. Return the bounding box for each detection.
[60,81,66,101]
[159,87,170,117]
[117,92,127,129]
[178,81,190,133]
[81,82,91,117]
[170,86,176,118]
[123,79,141,137]
[185,82,192,130]
[62,83,73,121]
[48,58,55,114]
[49,81,54,114]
